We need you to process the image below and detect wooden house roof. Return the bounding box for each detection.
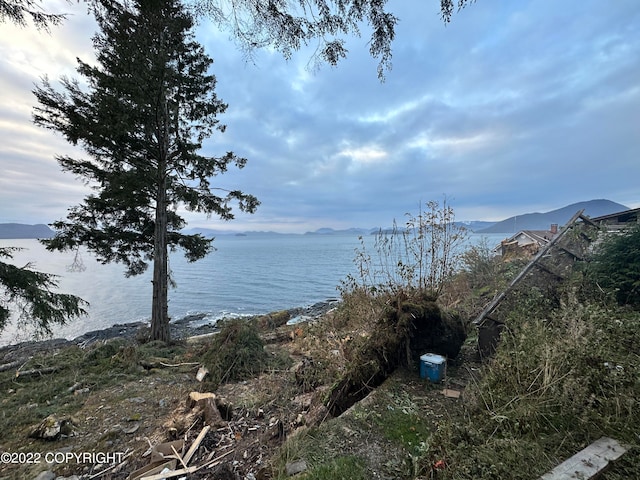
[590,207,640,225]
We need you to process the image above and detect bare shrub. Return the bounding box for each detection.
[339,199,468,299]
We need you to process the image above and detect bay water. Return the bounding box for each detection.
[0,233,505,345]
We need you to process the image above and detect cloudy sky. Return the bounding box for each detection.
[1,0,639,233]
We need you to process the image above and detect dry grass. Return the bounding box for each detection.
[424,298,640,479]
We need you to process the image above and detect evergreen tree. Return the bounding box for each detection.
[33,0,258,342]
[0,247,87,337]
[589,225,640,306]
[3,0,473,79]
[0,0,66,30]
[192,0,474,79]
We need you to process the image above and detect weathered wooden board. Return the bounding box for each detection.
[441,388,461,398]
[540,437,627,480]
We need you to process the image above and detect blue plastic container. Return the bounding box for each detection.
[420,353,446,382]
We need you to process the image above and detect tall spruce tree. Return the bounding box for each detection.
[33,0,258,342]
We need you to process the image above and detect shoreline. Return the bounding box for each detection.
[0,299,340,363]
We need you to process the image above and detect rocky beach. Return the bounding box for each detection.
[0,300,340,369]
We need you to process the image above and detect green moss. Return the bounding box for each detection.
[302,456,367,480]
[375,408,431,456]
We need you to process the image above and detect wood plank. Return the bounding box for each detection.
[182,424,211,465]
[579,214,598,227]
[556,245,584,261]
[441,388,461,398]
[139,465,199,480]
[540,437,627,480]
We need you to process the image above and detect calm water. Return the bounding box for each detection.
[0,233,504,345]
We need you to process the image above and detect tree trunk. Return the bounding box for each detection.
[151,96,171,343]
[151,178,170,342]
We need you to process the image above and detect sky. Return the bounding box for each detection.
[1,0,639,234]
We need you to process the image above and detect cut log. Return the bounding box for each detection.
[441,389,461,398]
[16,366,59,377]
[0,359,24,372]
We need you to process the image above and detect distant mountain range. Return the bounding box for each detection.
[302,200,629,235]
[475,199,628,234]
[1,199,632,238]
[0,223,54,239]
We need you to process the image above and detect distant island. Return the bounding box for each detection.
[2,199,632,239]
[304,227,376,236]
